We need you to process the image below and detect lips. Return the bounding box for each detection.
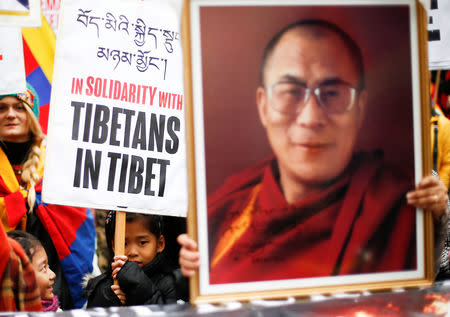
[299,143,328,147]
[295,142,333,149]
[3,123,20,129]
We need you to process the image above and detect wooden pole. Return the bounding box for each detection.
[114,211,126,254]
[113,211,126,285]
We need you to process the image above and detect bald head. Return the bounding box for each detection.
[260,19,365,90]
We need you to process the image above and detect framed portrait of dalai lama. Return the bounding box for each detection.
[183,0,434,303]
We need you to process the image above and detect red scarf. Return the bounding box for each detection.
[0,236,42,312]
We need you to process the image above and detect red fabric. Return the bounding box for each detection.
[208,152,416,284]
[5,192,27,230]
[22,38,39,74]
[0,176,87,260]
[6,239,42,312]
[0,225,10,279]
[38,104,50,135]
[0,177,11,196]
[35,203,87,260]
[432,71,450,118]
[0,237,42,312]
[0,177,27,230]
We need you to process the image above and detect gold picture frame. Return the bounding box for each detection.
[183,0,433,304]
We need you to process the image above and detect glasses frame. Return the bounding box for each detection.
[266,80,359,115]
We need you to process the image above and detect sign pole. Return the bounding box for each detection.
[113,210,126,285]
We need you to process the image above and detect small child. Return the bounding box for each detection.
[7,231,59,312]
[85,211,180,307]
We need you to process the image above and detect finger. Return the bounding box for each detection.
[111,285,126,304]
[178,250,200,269]
[112,268,122,279]
[111,285,121,293]
[113,255,128,262]
[179,255,200,270]
[408,193,440,207]
[177,234,198,251]
[111,259,126,270]
[407,185,447,203]
[180,266,196,277]
[179,247,200,262]
[179,257,200,277]
[408,190,437,204]
[415,175,438,189]
[114,287,125,297]
[116,289,125,296]
[408,191,448,217]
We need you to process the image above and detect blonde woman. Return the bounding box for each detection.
[0,90,96,310]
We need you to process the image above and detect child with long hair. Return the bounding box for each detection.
[7,231,59,312]
[85,211,182,307]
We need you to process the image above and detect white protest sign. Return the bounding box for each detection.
[0,0,29,11]
[428,0,450,70]
[0,0,41,27]
[0,27,26,94]
[43,0,187,217]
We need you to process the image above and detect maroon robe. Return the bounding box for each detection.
[207,152,416,284]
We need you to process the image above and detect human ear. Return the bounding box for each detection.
[256,86,269,128]
[356,89,367,129]
[156,235,165,253]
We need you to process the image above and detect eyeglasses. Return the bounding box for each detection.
[266,80,359,115]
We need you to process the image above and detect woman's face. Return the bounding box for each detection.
[0,96,31,142]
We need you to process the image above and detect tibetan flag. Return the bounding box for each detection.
[35,180,96,308]
[0,141,96,308]
[22,14,54,134]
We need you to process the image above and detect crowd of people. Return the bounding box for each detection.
[1,18,450,312]
[0,91,96,311]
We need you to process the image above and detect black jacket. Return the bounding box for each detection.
[85,253,182,307]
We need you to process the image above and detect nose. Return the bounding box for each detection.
[126,244,138,258]
[49,268,56,281]
[295,91,327,128]
[6,107,17,118]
